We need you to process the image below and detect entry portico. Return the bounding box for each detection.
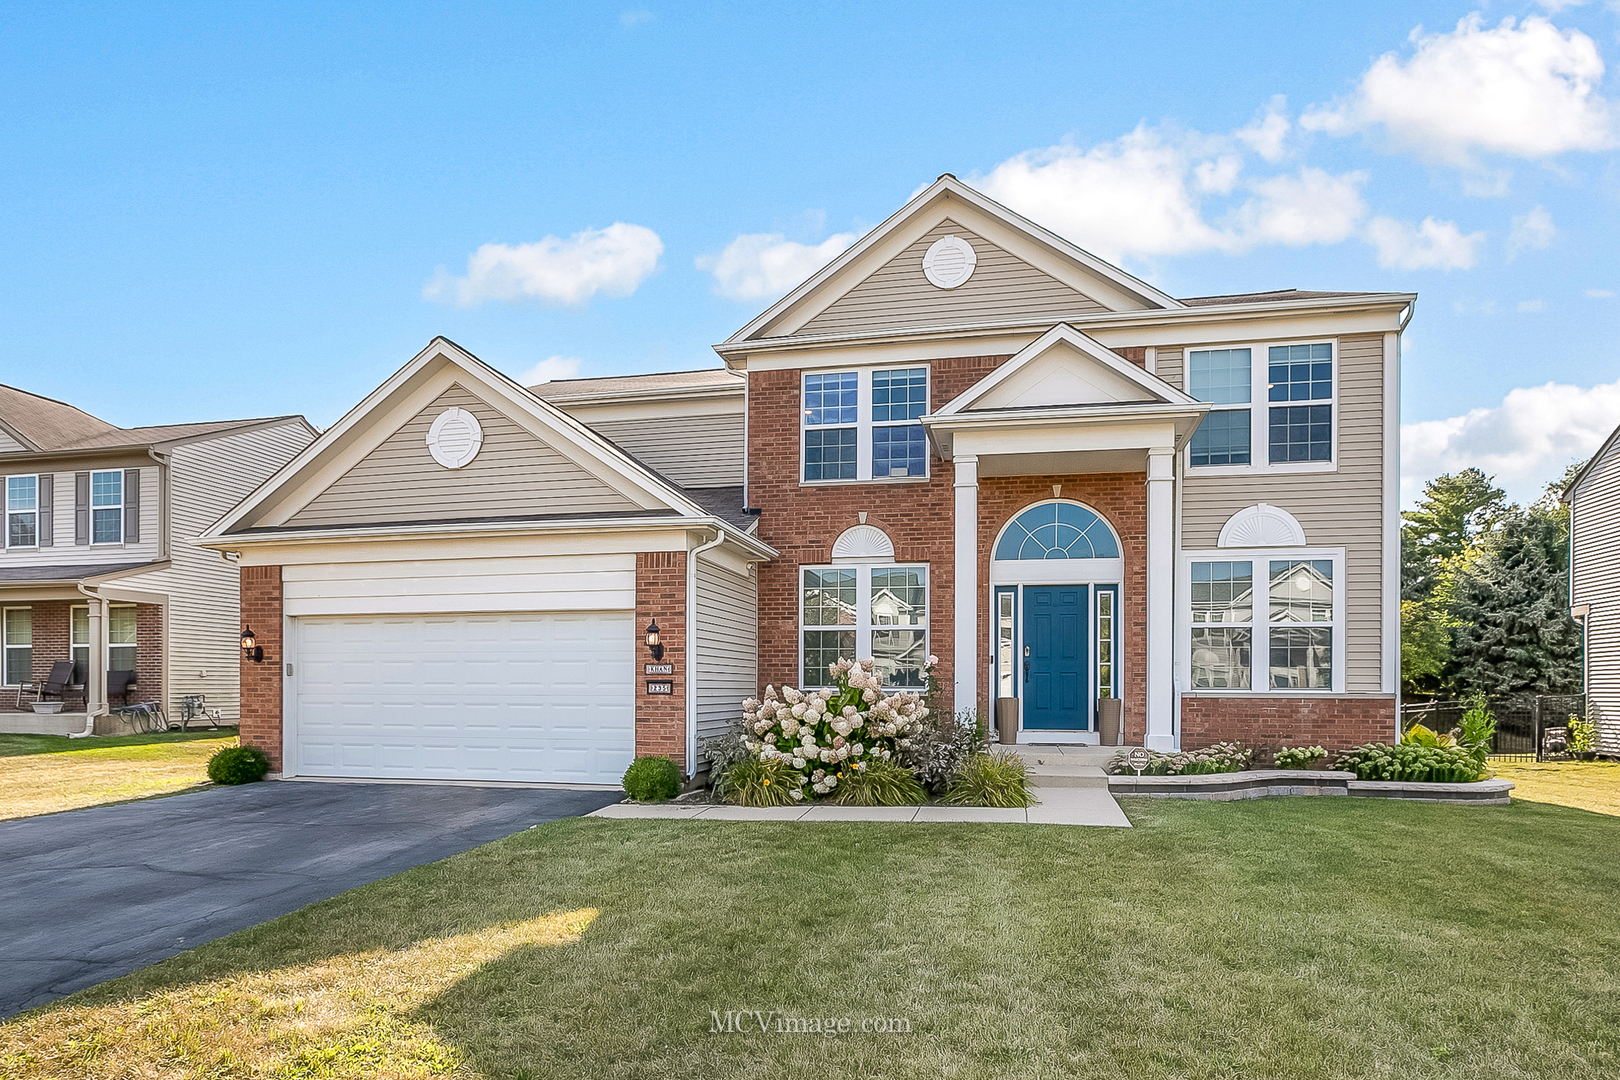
[924,324,1206,750]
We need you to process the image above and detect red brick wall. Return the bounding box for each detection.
[134,603,163,707]
[1180,694,1398,757]
[13,599,162,709]
[748,355,1009,707]
[976,474,1148,741]
[636,551,687,770]
[27,601,71,690]
[239,566,284,770]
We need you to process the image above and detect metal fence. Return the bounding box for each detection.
[1401,694,1586,761]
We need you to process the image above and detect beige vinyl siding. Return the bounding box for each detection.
[280,552,636,617]
[0,430,27,452]
[1173,334,1387,692]
[0,464,160,566]
[1571,434,1620,754]
[796,219,1109,337]
[695,557,757,759]
[137,420,315,719]
[584,412,744,488]
[288,385,639,527]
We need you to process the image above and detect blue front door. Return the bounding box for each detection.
[1022,586,1089,730]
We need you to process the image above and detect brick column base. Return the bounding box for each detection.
[239,566,284,771]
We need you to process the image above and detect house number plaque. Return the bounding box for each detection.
[645,680,675,695]
[644,663,673,675]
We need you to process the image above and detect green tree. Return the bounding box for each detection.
[1401,468,1507,602]
[1400,598,1450,697]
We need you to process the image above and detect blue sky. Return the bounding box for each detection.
[2,1,1617,505]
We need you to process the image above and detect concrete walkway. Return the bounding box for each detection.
[591,744,1132,827]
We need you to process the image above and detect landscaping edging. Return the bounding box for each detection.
[1108,770,1514,805]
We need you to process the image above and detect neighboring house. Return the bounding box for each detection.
[1564,426,1620,756]
[0,383,316,735]
[204,174,1408,785]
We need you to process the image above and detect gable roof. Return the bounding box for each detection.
[531,368,743,403]
[719,174,1182,349]
[1564,417,1620,503]
[0,382,309,456]
[1178,288,1383,308]
[934,324,1198,416]
[203,337,748,541]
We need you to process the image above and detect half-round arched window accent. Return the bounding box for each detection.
[1218,503,1307,547]
[831,523,895,562]
[994,501,1121,560]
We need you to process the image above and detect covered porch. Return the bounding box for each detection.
[0,563,167,736]
[922,326,1206,751]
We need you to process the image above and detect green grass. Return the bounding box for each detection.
[0,728,239,820]
[5,797,1619,1079]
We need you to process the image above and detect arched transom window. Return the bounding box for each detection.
[995,501,1120,561]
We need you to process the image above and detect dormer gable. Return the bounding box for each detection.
[937,324,1197,416]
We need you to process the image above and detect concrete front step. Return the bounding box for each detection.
[1024,764,1110,789]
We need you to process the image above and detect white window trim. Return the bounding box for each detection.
[1178,547,1346,695]
[5,473,40,550]
[70,603,138,685]
[797,562,929,688]
[89,469,126,546]
[800,364,932,486]
[2,606,31,687]
[1183,338,1339,476]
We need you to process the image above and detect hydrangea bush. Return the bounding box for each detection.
[741,657,932,800]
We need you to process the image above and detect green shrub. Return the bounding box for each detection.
[830,759,927,806]
[702,723,753,793]
[207,744,269,785]
[1274,745,1327,770]
[1332,742,1487,783]
[1105,741,1253,776]
[621,756,681,802]
[944,750,1031,808]
[719,757,799,806]
[903,708,988,793]
[1568,713,1596,755]
[1456,694,1496,766]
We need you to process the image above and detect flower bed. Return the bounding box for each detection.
[1104,741,1253,776]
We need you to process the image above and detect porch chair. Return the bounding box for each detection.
[107,669,139,708]
[38,661,82,709]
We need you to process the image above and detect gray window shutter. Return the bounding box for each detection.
[37,474,52,547]
[123,469,140,544]
[74,472,89,545]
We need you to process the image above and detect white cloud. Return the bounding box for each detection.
[1536,0,1587,11]
[517,355,583,384]
[1506,205,1556,259]
[1302,15,1614,165]
[1365,215,1485,270]
[1232,168,1367,246]
[697,231,858,301]
[1235,95,1291,162]
[1518,298,1546,312]
[1586,288,1616,298]
[423,223,663,308]
[1403,378,1620,506]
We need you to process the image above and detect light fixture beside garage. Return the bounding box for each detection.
[241,627,263,663]
[645,618,664,662]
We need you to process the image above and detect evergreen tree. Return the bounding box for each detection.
[1401,468,1507,602]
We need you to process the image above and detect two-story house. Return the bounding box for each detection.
[202,175,1406,783]
[1564,424,1620,756]
[0,383,315,734]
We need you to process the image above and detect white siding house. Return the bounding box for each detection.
[1566,424,1620,755]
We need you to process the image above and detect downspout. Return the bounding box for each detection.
[686,526,725,777]
[68,582,109,738]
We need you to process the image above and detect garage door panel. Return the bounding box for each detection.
[292,612,634,784]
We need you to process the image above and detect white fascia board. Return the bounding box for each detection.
[941,410,1198,459]
[1565,418,1620,503]
[192,515,778,561]
[715,292,1418,366]
[719,176,1180,349]
[935,324,1196,417]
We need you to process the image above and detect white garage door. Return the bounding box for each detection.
[290,612,634,784]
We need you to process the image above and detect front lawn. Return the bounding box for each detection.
[0,729,238,820]
[5,797,1618,1078]
[1491,758,1620,816]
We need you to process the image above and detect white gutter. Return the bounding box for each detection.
[68,581,109,738]
[686,526,726,777]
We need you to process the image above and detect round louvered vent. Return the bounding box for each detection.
[922,235,977,289]
[426,407,485,470]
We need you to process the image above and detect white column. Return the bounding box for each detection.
[1145,447,1176,750]
[87,595,108,717]
[953,454,979,720]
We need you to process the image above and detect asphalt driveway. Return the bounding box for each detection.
[0,780,620,1017]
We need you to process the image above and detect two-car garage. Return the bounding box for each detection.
[287,611,635,785]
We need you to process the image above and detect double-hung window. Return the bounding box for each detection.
[1186,341,1335,469]
[3,608,31,686]
[800,564,927,688]
[91,470,123,543]
[70,605,138,684]
[801,367,929,482]
[1186,553,1339,691]
[6,475,37,548]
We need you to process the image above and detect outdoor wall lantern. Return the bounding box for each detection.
[241,627,264,663]
[644,619,664,662]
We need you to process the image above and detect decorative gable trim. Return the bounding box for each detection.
[935,324,1197,417]
[831,524,895,562]
[1218,504,1308,548]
